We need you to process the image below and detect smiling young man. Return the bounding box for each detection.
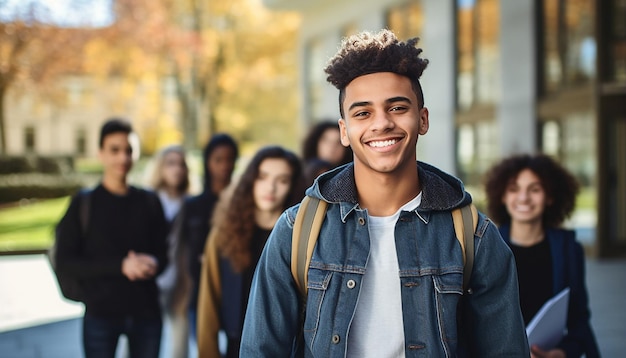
[240,29,529,357]
[55,118,168,358]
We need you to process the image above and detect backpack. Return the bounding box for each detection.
[49,189,91,302]
[291,196,478,298]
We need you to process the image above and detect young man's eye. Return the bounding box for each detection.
[390,106,408,112]
[354,111,369,117]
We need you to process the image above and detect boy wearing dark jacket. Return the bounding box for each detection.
[55,118,168,358]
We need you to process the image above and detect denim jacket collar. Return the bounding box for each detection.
[305,160,472,223]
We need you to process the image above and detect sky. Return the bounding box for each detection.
[0,0,114,27]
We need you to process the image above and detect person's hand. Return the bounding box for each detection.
[530,345,566,358]
[122,250,158,281]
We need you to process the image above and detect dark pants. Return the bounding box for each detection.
[226,337,241,358]
[82,314,162,358]
[188,308,197,340]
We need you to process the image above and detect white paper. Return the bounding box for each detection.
[525,287,570,350]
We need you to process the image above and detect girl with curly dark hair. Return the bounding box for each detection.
[484,153,600,358]
[196,145,304,358]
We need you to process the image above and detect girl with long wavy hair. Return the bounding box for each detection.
[196,145,304,358]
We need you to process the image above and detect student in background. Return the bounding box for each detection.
[303,157,334,188]
[302,120,352,168]
[55,118,168,358]
[174,133,239,354]
[148,145,190,358]
[196,146,304,358]
[484,153,600,358]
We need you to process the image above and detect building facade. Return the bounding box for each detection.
[4,75,181,159]
[262,0,626,257]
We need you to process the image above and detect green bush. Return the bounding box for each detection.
[0,185,82,204]
[0,155,75,174]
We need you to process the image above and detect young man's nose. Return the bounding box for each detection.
[517,190,530,201]
[371,111,394,130]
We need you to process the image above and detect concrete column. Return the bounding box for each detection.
[420,0,457,174]
[498,0,537,156]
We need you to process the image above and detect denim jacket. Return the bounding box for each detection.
[241,162,529,357]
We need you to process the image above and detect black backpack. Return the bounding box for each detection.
[48,189,91,302]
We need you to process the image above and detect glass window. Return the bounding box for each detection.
[456,120,498,186]
[457,0,500,110]
[607,118,626,243]
[609,0,626,82]
[24,126,35,152]
[76,128,87,156]
[67,80,83,105]
[542,120,561,156]
[541,111,597,243]
[386,1,423,41]
[457,124,475,168]
[305,38,326,120]
[560,111,596,186]
[542,0,595,93]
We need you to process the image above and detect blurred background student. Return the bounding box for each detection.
[301,120,352,188]
[484,153,600,358]
[174,133,239,356]
[302,120,352,166]
[196,146,304,358]
[302,157,334,188]
[148,145,190,358]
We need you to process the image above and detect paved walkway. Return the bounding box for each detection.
[0,254,624,357]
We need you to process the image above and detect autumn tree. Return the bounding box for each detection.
[0,0,301,155]
[0,1,92,153]
[138,0,301,150]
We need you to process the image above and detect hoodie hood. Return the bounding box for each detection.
[305,161,472,212]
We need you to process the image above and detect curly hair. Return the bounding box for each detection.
[301,120,352,166]
[324,29,429,117]
[212,146,304,272]
[483,153,580,227]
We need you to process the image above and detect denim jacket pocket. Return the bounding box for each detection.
[433,273,463,351]
[303,269,333,347]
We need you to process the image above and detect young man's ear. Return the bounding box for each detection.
[338,118,350,147]
[418,107,429,135]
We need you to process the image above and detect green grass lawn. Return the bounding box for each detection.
[0,197,70,252]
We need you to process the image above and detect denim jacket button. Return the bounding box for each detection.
[358,217,366,225]
[347,279,356,289]
[332,334,340,344]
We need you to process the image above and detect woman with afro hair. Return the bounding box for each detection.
[484,153,600,358]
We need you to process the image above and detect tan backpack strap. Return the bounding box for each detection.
[452,204,478,292]
[291,196,328,298]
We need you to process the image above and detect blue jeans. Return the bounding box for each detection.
[187,308,197,340]
[83,314,162,358]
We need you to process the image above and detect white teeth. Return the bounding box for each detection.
[369,139,397,148]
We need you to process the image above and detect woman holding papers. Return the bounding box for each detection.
[484,154,600,358]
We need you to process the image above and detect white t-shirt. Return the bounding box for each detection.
[157,190,183,223]
[346,193,422,358]
[156,190,184,292]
